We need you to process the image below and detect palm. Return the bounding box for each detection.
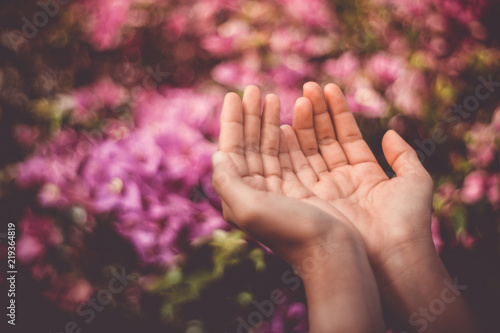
[214,83,433,268]
[214,86,361,264]
[283,82,434,267]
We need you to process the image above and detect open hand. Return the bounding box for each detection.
[288,82,434,272]
[212,86,363,267]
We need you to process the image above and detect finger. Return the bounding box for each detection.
[260,94,282,178]
[324,83,377,165]
[242,85,264,176]
[382,130,432,183]
[278,128,299,183]
[219,92,248,175]
[292,96,329,175]
[303,82,348,170]
[282,124,318,188]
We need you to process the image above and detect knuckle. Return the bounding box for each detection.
[302,147,319,157]
[337,133,361,144]
[260,146,279,157]
[245,143,260,154]
[317,135,336,146]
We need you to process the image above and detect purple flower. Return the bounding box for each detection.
[254,295,308,333]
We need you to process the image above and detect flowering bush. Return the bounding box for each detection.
[1,0,499,331]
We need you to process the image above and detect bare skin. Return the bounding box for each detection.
[295,82,479,333]
[212,86,385,332]
[212,83,479,332]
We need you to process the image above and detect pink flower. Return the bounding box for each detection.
[17,156,75,188]
[164,10,188,40]
[254,294,308,333]
[386,70,426,117]
[17,235,45,264]
[201,34,235,55]
[275,0,335,28]
[45,274,93,312]
[323,52,360,80]
[431,215,444,253]
[486,174,499,207]
[14,124,40,147]
[437,0,487,26]
[466,124,497,167]
[492,105,500,132]
[17,213,63,264]
[211,62,261,88]
[73,77,128,123]
[75,0,132,50]
[460,171,487,204]
[458,232,476,250]
[344,77,388,118]
[366,53,404,86]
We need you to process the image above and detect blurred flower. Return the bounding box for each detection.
[323,52,360,82]
[366,53,403,86]
[465,123,497,167]
[386,70,425,116]
[17,212,63,264]
[458,231,476,250]
[460,170,487,204]
[431,215,444,253]
[75,0,132,50]
[486,174,499,207]
[44,274,93,312]
[14,124,40,147]
[211,62,261,88]
[254,297,308,333]
[73,77,128,123]
[345,76,388,117]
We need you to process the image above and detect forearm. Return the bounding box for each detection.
[374,238,479,333]
[299,234,385,333]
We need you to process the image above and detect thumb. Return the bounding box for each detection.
[211,151,254,211]
[382,130,430,181]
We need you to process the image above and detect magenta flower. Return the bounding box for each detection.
[73,77,128,123]
[254,296,308,333]
[17,212,63,264]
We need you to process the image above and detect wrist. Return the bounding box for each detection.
[296,224,385,333]
[371,226,438,289]
[372,234,479,333]
[286,221,364,279]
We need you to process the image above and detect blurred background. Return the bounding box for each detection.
[0,0,499,332]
